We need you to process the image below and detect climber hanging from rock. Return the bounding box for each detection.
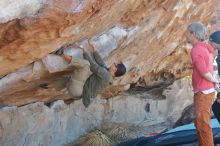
[40,39,126,107]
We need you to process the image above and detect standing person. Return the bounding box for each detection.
[209,30,220,124]
[187,22,218,146]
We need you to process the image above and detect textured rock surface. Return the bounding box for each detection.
[0,26,128,106]
[0,0,219,106]
[174,104,195,128]
[0,0,219,145]
[0,78,193,146]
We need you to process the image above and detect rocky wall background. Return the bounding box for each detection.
[0,0,219,145]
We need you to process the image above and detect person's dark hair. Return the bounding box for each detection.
[115,63,126,77]
[209,31,220,44]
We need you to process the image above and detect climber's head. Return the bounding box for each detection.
[109,62,126,77]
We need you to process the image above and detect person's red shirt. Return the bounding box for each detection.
[191,41,214,92]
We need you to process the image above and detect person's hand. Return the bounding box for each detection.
[215,82,220,92]
[75,43,88,53]
[214,75,220,91]
[88,39,97,52]
[75,43,84,49]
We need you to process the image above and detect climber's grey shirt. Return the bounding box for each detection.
[82,51,113,107]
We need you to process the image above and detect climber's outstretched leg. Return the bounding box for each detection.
[66,59,90,99]
[58,52,90,99]
[39,48,90,99]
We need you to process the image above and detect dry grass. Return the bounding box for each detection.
[74,123,142,146]
[101,123,141,143]
[75,130,114,146]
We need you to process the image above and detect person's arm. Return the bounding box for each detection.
[93,51,107,68]
[83,52,112,81]
[193,53,218,83]
[75,43,99,72]
[88,39,107,67]
[203,72,218,83]
[75,42,100,72]
[76,43,112,82]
